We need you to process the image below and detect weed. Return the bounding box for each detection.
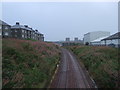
[66,46,118,88]
[2,38,60,88]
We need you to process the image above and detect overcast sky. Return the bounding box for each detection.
[2,2,118,41]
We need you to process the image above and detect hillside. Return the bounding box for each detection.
[66,46,119,88]
[2,38,61,88]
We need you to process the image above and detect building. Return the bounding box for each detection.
[38,32,44,41]
[0,20,44,41]
[0,20,11,38]
[101,32,120,47]
[11,22,44,41]
[11,22,33,39]
[83,31,110,45]
[90,36,109,46]
[62,37,83,46]
[65,38,70,42]
[34,30,44,41]
[74,37,79,42]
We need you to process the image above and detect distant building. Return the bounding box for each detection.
[0,20,44,41]
[101,32,120,47]
[0,20,11,38]
[62,37,83,46]
[90,36,109,46]
[83,31,110,45]
[35,30,44,41]
[74,37,79,42]
[66,38,70,42]
[11,22,33,39]
[11,22,44,41]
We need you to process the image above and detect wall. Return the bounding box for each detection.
[83,31,110,45]
[2,25,11,38]
[90,31,110,42]
[83,33,90,44]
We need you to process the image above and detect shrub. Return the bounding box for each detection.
[2,38,61,88]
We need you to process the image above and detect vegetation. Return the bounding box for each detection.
[66,46,119,88]
[2,38,61,88]
[85,42,89,45]
[25,38,37,41]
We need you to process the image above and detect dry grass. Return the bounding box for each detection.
[66,45,119,88]
[2,38,61,88]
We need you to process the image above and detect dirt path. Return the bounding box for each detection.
[50,48,97,88]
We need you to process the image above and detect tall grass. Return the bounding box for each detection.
[2,38,61,88]
[66,46,118,88]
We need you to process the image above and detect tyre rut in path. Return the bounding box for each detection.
[50,48,97,88]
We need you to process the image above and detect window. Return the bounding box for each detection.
[5,27,8,30]
[15,30,17,32]
[22,35,24,38]
[0,26,2,29]
[22,30,24,33]
[24,31,26,33]
[5,32,8,36]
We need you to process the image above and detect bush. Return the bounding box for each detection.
[2,38,61,88]
[85,42,89,45]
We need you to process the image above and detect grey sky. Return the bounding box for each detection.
[2,2,118,41]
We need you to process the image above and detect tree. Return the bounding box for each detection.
[85,42,89,45]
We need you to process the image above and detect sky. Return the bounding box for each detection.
[1,2,118,41]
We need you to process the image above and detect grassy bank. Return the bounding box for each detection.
[2,38,61,88]
[66,46,118,88]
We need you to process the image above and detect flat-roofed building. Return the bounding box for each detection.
[66,38,70,42]
[74,37,79,42]
[90,36,109,46]
[83,31,110,45]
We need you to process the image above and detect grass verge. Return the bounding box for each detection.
[2,38,61,88]
[65,46,119,88]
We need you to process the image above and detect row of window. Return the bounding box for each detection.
[0,32,9,36]
[13,30,42,36]
[0,26,9,30]
[0,25,44,41]
[21,34,41,39]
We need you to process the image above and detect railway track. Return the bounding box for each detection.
[50,48,97,88]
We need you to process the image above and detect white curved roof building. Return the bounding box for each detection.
[83,31,110,45]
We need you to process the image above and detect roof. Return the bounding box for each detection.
[34,31,43,35]
[11,24,44,35]
[11,24,33,31]
[91,36,109,42]
[102,32,120,40]
[0,20,11,26]
[37,32,43,35]
[84,31,110,36]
